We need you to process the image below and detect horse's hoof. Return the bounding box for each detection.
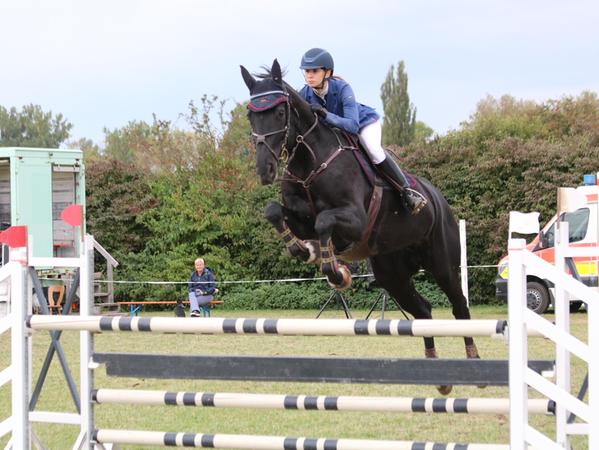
[465,344,480,359]
[437,385,453,396]
[425,348,438,359]
[327,265,352,290]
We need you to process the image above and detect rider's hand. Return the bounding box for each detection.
[310,104,327,118]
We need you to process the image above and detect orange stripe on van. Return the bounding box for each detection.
[586,193,598,202]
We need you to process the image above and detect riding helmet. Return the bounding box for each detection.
[300,48,334,72]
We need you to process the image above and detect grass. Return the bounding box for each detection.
[0,306,590,449]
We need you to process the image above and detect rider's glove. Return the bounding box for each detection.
[310,104,327,119]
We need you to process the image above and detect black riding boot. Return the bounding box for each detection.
[375,157,427,214]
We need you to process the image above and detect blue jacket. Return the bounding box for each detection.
[188,267,216,295]
[299,77,379,135]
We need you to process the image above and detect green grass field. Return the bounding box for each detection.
[0,306,589,449]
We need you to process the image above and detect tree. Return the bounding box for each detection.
[380,61,416,146]
[67,137,101,161]
[85,157,158,256]
[219,102,252,158]
[0,104,72,147]
[413,121,434,144]
[102,96,248,173]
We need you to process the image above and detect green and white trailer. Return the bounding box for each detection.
[0,147,85,260]
[0,147,86,316]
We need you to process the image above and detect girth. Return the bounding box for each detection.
[337,181,383,261]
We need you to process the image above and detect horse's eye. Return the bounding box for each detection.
[277,108,285,118]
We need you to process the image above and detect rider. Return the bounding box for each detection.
[298,48,427,214]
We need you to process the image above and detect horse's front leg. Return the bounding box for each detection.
[264,202,320,263]
[315,207,366,290]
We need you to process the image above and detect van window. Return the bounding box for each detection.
[543,208,590,247]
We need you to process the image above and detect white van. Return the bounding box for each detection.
[495,182,599,313]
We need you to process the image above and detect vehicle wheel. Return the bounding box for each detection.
[569,301,584,313]
[526,281,550,314]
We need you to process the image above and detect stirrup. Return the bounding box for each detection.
[405,188,427,215]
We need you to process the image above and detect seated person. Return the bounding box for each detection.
[188,258,216,317]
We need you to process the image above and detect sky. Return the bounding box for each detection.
[1,0,598,147]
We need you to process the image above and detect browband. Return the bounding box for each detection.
[249,90,288,99]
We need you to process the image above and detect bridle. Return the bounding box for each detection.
[247,84,364,216]
[249,90,292,163]
[248,88,319,169]
[248,85,358,204]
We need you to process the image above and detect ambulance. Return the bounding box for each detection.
[495,175,599,313]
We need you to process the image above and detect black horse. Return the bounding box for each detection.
[241,60,479,394]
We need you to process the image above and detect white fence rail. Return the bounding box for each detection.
[509,222,598,450]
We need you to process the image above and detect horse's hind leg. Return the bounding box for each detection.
[370,254,452,395]
[429,259,480,360]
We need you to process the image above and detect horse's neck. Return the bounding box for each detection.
[287,121,340,176]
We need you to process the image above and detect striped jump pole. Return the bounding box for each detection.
[92,388,554,415]
[27,315,513,337]
[92,429,512,450]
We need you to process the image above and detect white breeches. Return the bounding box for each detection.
[358,121,386,164]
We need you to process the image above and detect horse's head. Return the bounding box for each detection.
[241,59,312,185]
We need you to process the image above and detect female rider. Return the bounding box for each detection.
[298,48,426,214]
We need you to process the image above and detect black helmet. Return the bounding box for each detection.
[300,48,334,71]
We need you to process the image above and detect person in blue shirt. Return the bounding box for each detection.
[188,258,216,317]
[298,48,427,214]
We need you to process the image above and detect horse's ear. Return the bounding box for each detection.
[240,65,256,91]
[271,59,282,84]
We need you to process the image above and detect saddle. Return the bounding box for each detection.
[346,133,417,190]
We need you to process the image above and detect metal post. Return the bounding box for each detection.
[107,263,113,304]
[76,235,94,450]
[555,224,571,448]
[459,219,469,306]
[588,299,598,450]
[11,262,30,449]
[508,238,528,450]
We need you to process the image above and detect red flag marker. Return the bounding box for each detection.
[61,204,83,227]
[0,226,27,248]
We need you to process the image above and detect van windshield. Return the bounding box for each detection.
[543,208,590,247]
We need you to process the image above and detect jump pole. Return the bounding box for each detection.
[93,429,512,450]
[26,315,516,338]
[92,388,553,415]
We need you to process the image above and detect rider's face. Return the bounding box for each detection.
[303,68,330,88]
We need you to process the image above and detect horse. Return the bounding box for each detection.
[241,60,479,394]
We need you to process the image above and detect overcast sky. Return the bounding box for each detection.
[1,0,597,146]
